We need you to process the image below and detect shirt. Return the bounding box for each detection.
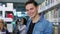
[27,21,36,34]
[26,14,53,34]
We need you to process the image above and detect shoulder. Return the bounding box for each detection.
[26,18,31,24]
[42,19,53,27]
[42,18,52,23]
[39,18,53,26]
[27,18,31,22]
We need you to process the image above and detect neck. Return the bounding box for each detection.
[32,14,40,23]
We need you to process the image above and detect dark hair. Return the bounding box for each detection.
[16,19,21,25]
[22,18,27,25]
[16,18,27,25]
[25,0,38,7]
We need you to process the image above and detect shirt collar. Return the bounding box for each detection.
[37,14,44,23]
[30,14,44,23]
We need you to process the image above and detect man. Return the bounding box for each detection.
[25,0,53,34]
[0,19,10,34]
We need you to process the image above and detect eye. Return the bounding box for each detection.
[30,8,34,10]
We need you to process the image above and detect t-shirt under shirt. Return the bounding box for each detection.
[27,21,36,34]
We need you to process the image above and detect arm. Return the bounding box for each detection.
[19,25,26,31]
[44,21,53,34]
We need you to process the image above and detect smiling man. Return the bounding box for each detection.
[25,0,53,34]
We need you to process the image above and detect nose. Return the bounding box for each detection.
[27,10,31,14]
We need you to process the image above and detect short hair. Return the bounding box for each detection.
[25,0,38,7]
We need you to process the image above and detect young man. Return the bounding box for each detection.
[25,1,53,34]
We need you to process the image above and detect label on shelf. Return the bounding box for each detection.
[4,18,13,22]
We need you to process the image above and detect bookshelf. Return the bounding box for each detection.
[38,0,60,34]
[38,0,60,22]
[38,0,60,13]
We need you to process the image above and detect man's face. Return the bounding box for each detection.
[25,3,38,18]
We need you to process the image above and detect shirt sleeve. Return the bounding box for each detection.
[44,21,53,34]
[19,25,26,31]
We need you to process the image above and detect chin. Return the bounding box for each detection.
[30,16,35,18]
[29,15,35,18]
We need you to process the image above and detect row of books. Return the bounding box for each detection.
[39,0,60,34]
[44,8,59,22]
[43,6,60,34]
[39,0,58,10]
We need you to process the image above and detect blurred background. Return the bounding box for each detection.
[0,0,60,34]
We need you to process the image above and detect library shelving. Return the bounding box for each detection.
[38,0,60,34]
[38,0,60,13]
